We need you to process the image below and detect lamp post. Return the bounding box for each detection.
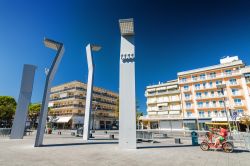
[83,44,101,141]
[35,38,64,147]
[216,84,232,135]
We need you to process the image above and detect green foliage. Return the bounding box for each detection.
[0,96,17,121]
[28,103,41,128]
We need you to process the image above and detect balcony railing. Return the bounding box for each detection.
[146,90,180,96]
[179,70,241,84]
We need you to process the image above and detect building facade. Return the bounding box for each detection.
[48,81,118,129]
[140,80,183,130]
[141,56,250,130]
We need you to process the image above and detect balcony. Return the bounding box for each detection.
[146,90,180,96]
[141,114,182,120]
[179,70,241,84]
[231,92,244,97]
[184,97,192,101]
[197,104,224,109]
[228,82,241,87]
[51,104,84,109]
[195,94,225,100]
[233,103,245,108]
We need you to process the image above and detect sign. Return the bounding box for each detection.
[231,111,238,120]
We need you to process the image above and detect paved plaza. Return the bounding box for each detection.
[0,131,249,166]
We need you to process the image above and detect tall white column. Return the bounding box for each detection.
[10,64,37,139]
[119,18,137,149]
[83,44,101,141]
[83,44,94,141]
[35,38,64,147]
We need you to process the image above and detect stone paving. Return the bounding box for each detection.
[0,131,249,166]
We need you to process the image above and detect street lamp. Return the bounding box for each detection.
[216,84,232,135]
[35,38,64,147]
[83,44,101,141]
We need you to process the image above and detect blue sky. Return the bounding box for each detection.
[1,0,250,114]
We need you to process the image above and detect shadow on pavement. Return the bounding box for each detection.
[137,144,195,149]
[41,141,118,147]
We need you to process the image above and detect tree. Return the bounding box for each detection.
[239,115,250,132]
[28,103,41,128]
[0,96,17,127]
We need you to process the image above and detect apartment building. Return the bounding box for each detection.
[140,80,182,130]
[178,56,250,130]
[48,80,118,129]
[142,56,250,131]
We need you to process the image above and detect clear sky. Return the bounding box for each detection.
[1,0,250,114]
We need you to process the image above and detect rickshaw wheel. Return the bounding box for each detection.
[222,142,234,153]
[200,142,209,151]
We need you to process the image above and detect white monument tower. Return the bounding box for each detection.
[118,18,137,149]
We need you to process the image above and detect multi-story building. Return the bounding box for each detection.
[48,80,118,130]
[178,56,250,130]
[141,56,250,131]
[140,80,183,130]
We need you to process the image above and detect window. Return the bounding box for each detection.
[184,85,189,90]
[206,101,209,107]
[208,111,211,117]
[196,92,202,98]
[185,93,190,99]
[157,90,167,94]
[219,100,224,106]
[199,111,205,117]
[187,112,192,117]
[209,81,213,87]
[221,110,226,117]
[217,90,223,96]
[200,74,206,80]
[202,82,206,88]
[186,102,191,108]
[195,84,200,89]
[229,78,237,85]
[198,102,203,108]
[212,101,216,107]
[148,91,156,95]
[225,70,232,76]
[232,89,239,95]
[181,77,187,82]
[213,110,218,117]
[192,76,197,81]
[211,91,215,97]
[234,98,242,105]
[216,80,222,85]
[238,109,243,115]
[210,72,216,78]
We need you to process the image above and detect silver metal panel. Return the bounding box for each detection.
[10,64,37,139]
[83,44,94,141]
[34,38,64,147]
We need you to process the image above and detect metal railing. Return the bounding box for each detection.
[0,128,11,137]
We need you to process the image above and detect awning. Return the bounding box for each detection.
[56,116,72,123]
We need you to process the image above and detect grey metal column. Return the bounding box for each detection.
[35,38,64,147]
[118,18,137,149]
[10,64,37,139]
[83,44,101,141]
